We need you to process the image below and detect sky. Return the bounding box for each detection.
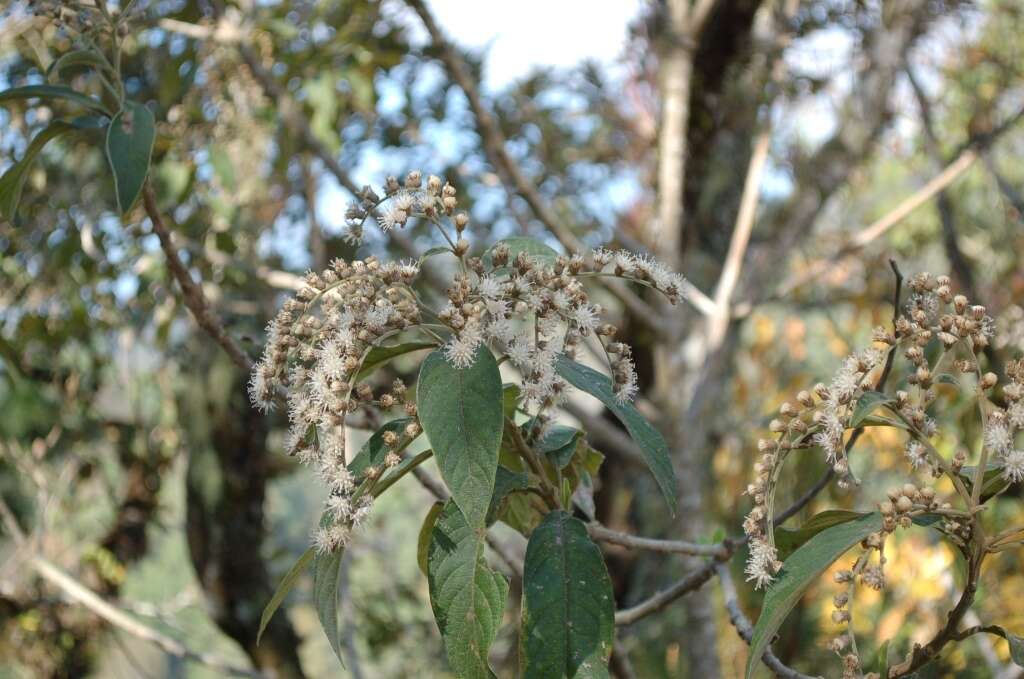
[420,0,644,92]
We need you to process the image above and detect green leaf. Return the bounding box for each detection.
[858,414,909,430]
[554,356,677,511]
[355,341,435,381]
[417,346,504,528]
[486,465,529,525]
[47,50,110,83]
[257,546,315,645]
[313,545,346,665]
[0,121,77,221]
[773,510,869,560]
[0,84,110,115]
[417,502,445,576]
[534,424,584,469]
[746,512,884,679]
[485,236,559,270]
[849,391,895,428]
[347,417,415,476]
[521,510,615,678]
[427,501,509,679]
[105,100,156,213]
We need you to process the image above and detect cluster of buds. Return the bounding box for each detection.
[248,256,422,552]
[982,359,1024,483]
[343,171,468,244]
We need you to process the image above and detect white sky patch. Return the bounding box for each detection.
[418,0,643,90]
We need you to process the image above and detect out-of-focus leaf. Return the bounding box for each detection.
[0,121,76,221]
[105,100,155,213]
[0,84,110,115]
[484,237,559,270]
[486,465,529,525]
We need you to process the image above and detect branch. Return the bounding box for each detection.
[716,563,822,679]
[588,523,730,558]
[141,183,252,371]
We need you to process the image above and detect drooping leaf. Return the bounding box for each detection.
[419,245,451,264]
[105,100,156,213]
[849,391,896,428]
[355,341,435,381]
[773,510,869,560]
[0,84,110,115]
[958,463,1009,502]
[746,512,884,679]
[258,547,315,645]
[417,346,504,528]
[484,236,559,270]
[417,502,445,576]
[47,50,110,83]
[521,510,615,678]
[874,639,891,677]
[427,501,509,679]
[313,545,346,665]
[554,356,677,511]
[0,121,77,221]
[347,417,415,476]
[486,465,529,525]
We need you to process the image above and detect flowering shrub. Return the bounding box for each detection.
[743,270,1024,678]
[248,172,685,675]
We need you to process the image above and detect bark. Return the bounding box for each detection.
[185,372,306,679]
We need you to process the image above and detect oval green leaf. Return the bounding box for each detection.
[485,236,559,270]
[105,100,156,213]
[746,512,884,679]
[521,510,615,678]
[773,510,869,560]
[554,355,677,511]
[427,500,509,679]
[417,346,504,528]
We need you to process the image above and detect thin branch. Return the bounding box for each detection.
[707,128,771,346]
[141,183,252,371]
[587,523,730,558]
[613,544,732,626]
[716,563,822,679]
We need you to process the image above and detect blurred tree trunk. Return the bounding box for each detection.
[185,372,306,679]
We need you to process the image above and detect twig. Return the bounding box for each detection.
[141,183,252,371]
[587,523,730,558]
[716,563,822,679]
